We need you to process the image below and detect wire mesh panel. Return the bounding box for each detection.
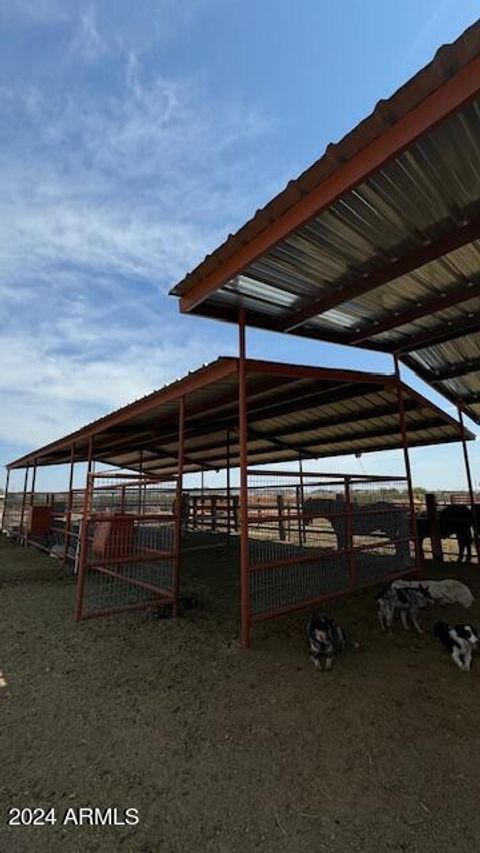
[246,470,417,623]
[76,472,178,620]
[2,492,26,536]
[2,489,87,561]
[348,478,412,583]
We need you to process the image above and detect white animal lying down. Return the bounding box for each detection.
[392,579,474,609]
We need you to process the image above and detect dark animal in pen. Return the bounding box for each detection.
[302,497,409,553]
[306,611,357,670]
[415,504,478,563]
[377,583,432,634]
[433,621,479,672]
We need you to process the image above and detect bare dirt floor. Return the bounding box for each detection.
[2,536,480,853]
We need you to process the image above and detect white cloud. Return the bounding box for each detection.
[0,329,228,449]
[0,0,67,23]
[69,3,106,64]
[0,64,270,287]
[0,40,273,461]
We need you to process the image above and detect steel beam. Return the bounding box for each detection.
[85,382,383,463]
[401,354,480,426]
[349,279,480,344]
[394,315,480,354]
[426,356,480,383]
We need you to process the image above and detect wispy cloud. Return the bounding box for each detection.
[0,0,68,23]
[0,3,274,461]
[69,2,107,64]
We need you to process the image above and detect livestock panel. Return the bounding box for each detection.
[2,491,25,537]
[348,478,413,581]
[1,489,85,561]
[75,472,178,620]
[246,470,417,624]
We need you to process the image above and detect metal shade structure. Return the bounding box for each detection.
[170,20,480,426]
[6,358,474,476]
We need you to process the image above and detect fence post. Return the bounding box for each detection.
[173,396,185,618]
[63,445,75,566]
[226,428,231,535]
[211,495,218,532]
[295,485,303,546]
[138,450,143,516]
[345,477,356,588]
[277,494,286,541]
[233,496,239,532]
[75,436,94,620]
[19,467,29,545]
[299,455,306,545]
[26,460,38,545]
[426,493,443,564]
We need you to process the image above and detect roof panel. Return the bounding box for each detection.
[168,25,480,423]
[7,358,473,475]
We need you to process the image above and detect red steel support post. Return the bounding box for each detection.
[239,307,250,647]
[458,403,480,563]
[75,437,94,621]
[63,445,75,566]
[1,468,10,531]
[173,396,185,617]
[394,356,421,569]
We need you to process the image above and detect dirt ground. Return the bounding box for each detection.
[2,537,480,853]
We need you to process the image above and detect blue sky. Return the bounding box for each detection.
[1,0,479,492]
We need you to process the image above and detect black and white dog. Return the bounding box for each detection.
[306,612,351,671]
[433,621,479,672]
[377,583,432,633]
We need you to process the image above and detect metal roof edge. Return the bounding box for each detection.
[169,19,480,301]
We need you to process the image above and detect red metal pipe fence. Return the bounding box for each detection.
[243,470,416,630]
[75,470,178,621]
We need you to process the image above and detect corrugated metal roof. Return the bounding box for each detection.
[169,20,480,425]
[7,359,474,476]
[171,21,480,299]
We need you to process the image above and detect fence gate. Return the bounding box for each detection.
[75,471,178,620]
[245,470,416,632]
